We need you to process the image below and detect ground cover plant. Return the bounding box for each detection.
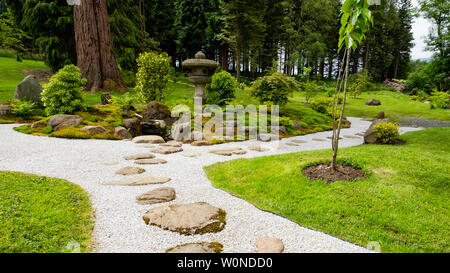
[205,128,450,253]
[0,171,93,253]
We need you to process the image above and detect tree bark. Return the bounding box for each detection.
[74,0,127,92]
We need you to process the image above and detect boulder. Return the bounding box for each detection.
[293,120,302,130]
[255,237,284,253]
[47,114,83,131]
[115,167,146,176]
[136,187,176,205]
[132,135,165,144]
[258,133,278,142]
[103,78,118,91]
[0,105,12,116]
[30,121,46,129]
[134,158,168,165]
[142,202,226,235]
[365,99,381,106]
[81,126,107,134]
[364,119,391,144]
[151,146,183,155]
[143,101,174,126]
[270,126,287,135]
[376,111,385,119]
[141,120,167,137]
[104,176,171,186]
[101,93,112,105]
[114,126,132,139]
[166,242,223,253]
[124,153,155,161]
[123,118,140,137]
[14,75,43,103]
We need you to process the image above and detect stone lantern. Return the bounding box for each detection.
[182,51,218,104]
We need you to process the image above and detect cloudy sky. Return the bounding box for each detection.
[411,0,433,60]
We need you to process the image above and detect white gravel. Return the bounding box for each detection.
[0,117,422,253]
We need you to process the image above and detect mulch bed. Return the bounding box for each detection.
[21,69,53,82]
[375,139,406,146]
[302,163,368,183]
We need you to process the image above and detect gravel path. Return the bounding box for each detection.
[0,118,421,253]
[394,115,450,128]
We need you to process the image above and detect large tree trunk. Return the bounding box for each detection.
[74,0,127,92]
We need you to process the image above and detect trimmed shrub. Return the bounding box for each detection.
[11,99,35,118]
[311,97,333,115]
[429,91,450,109]
[373,122,400,144]
[251,72,300,105]
[41,65,86,115]
[206,71,238,106]
[135,51,172,103]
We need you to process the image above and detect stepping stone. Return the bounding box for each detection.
[166,242,223,253]
[191,140,212,146]
[312,138,327,142]
[115,166,146,176]
[143,202,226,235]
[134,158,167,165]
[104,176,171,186]
[356,133,365,137]
[344,135,362,139]
[103,160,119,166]
[132,135,165,144]
[291,139,308,144]
[182,152,202,158]
[151,146,183,155]
[209,147,244,156]
[160,141,183,148]
[255,237,284,253]
[258,133,278,142]
[327,136,342,140]
[362,118,376,122]
[248,146,270,152]
[285,143,299,146]
[136,187,176,205]
[139,144,156,148]
[124,153,155,161]
[232,150,247,155]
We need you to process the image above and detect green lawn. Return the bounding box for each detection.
[205,128,450,253]
[0,57,49,102]
[0,171,93,253]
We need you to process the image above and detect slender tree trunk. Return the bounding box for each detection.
[74,0,127,92]
[221,44,229,71]
[328,54,333,79]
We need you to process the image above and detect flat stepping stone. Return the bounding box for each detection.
[248,146,270,152]
[327,136,342,140]
[209,147,244,156]
[160,141,183,148]
[166,242,223,253]
[257,133,278,142]
[285,143,299,146]
[312,138,327,142]
[136,187,176,205]
[191,140,212,146]
[344,135,362,139]
[132,135,165,144]
[151,146,183,155]
[104,176,171,186]
[134,158,167,165]
[182,152,202,158]
[255,237,284,253]
[232,150,247,155]
[124,153,155,160]
[115,167,146,176]
[291,139,308,144]
[143,202,226,235]
[139,144,156,148]
[103,160,119,166]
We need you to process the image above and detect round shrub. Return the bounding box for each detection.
[373,122,400,144]
[310,97,333,115]
[135,51,172,103]
[429,91,450,109]
[41,65,86,115]
[206,71,238,106]
[251,72,299,105]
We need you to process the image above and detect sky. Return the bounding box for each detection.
[411,0,434,60]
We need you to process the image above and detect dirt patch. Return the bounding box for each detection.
[375,139,406,146]
[302,163,367,183]
[21,69,53,82]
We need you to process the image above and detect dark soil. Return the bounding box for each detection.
[302,163,367,183]
[21,69,53,82]
[375,139,406,146]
